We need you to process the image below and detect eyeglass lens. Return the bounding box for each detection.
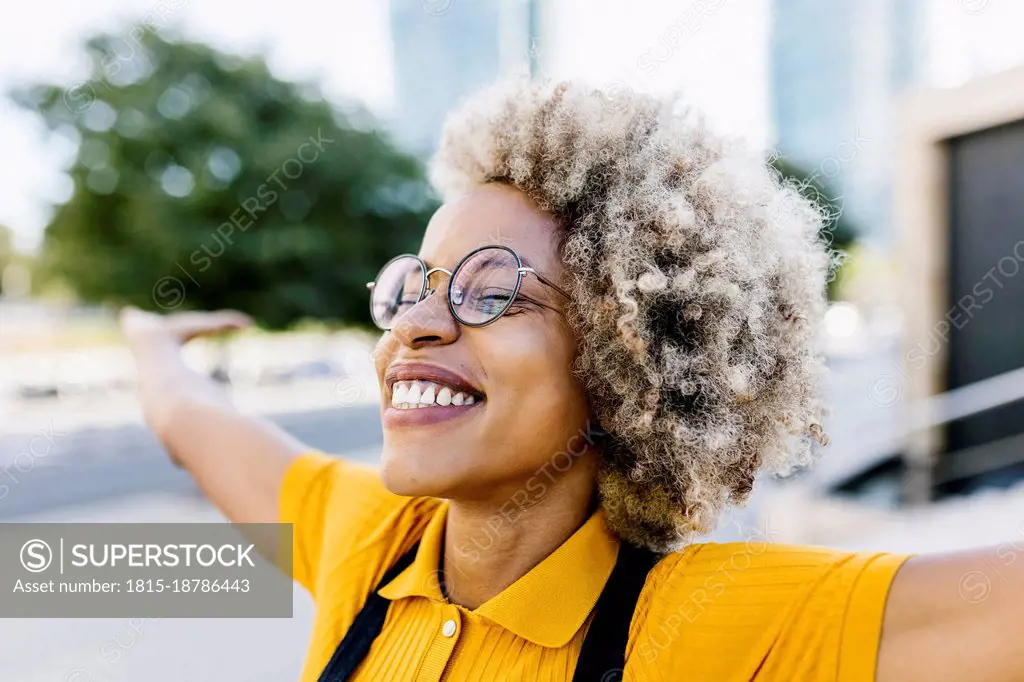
[370,247,521,329]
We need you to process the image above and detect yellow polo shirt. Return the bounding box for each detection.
[280,452,911,681]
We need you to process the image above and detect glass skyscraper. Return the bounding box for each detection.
[389,0,535,158]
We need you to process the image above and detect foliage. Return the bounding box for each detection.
[11,28,438,328]
[0,225,10,295]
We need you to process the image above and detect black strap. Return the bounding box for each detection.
[316,540,659,682]
[316,542,420,682]
[571,542,660,682]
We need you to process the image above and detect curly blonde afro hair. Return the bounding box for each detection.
[430,79,832,551]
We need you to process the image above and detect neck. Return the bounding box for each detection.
[441,457,598,609]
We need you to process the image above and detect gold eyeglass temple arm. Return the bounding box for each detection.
[519,267,571,299]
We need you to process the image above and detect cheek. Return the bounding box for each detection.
[481,320,585,419]
[372,334,396,382]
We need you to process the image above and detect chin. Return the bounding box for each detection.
[378,441,465,499]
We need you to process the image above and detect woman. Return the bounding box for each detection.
[121,79,1019,681]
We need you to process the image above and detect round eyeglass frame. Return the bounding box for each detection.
[365,244,570,331]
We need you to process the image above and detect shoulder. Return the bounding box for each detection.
[654,538,880,579]
[626,540,911,679]
[636,540,863,624]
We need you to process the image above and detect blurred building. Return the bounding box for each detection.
[894,65,1024,500]
[388,0,537,157]
[770,0,927,245]
[770,1,1024,516]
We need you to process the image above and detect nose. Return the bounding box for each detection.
[390,280,460,349]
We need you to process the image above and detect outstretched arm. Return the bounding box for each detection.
[120,307,306,524]
[878,546,1023,681]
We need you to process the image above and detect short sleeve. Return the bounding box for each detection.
[723,546,911,681]
[278,451,412,594]
[786,548,909,675]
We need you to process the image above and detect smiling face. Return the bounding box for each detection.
[373,183,597,504]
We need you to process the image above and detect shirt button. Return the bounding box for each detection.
[442,619,457,637]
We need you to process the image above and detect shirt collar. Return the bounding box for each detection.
[377,502,620,648]
[377,502,450,603]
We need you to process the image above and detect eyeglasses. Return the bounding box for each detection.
[366,245,571,331]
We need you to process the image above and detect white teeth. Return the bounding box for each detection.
[389,380,482,410]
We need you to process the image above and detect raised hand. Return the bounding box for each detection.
[119,306,252,346]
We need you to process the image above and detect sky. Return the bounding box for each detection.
[541,0,770,140]
[2,0,1024,252]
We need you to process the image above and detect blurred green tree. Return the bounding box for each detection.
[11,28,438,328]
[0,225,36,298]
[771,156,858,300]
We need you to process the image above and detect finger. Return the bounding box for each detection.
[208,310,253,329]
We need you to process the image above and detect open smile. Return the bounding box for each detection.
[383,362,486,426]
[390,380,481,409]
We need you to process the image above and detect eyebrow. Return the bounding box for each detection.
[459,255,504,272]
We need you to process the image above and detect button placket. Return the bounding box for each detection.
[419,605,462,681]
